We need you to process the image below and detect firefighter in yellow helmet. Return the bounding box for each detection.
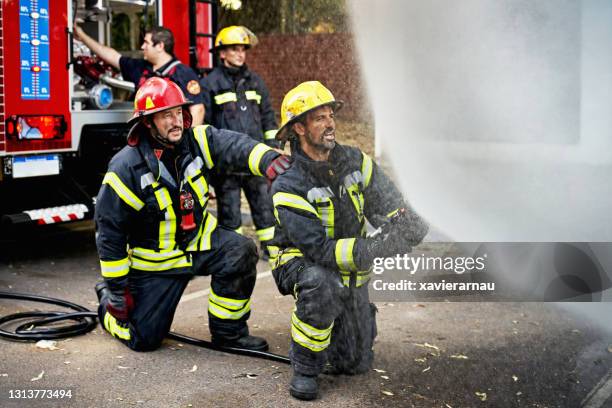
[199,26,278,257]
[267,81,429,400]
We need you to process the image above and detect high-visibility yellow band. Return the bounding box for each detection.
[290,311,332,352]
[256,226,275,242]
[193,125,214,169]
[291,312,333,341]
[130,247,191,272]
[214,92,237,105]
[339,270,371,288]
[234,227,244,235]
[103,172,144,211]
[387,209,399,218]
[264,129,278,140]
[335,238,358,272]
[273,192,319,219]
[245,90,261,104]
[100,257,130,278]
[103,312,131,340]
[361,152,373,188]
[208,288,251,320]
[248,143,272,176]
[209,288,249,310]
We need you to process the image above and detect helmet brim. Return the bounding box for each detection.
[276,100,344,142]
[127,100,193,126]
[127,102,193,145]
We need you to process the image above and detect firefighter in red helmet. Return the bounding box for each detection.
[94,77,290,351]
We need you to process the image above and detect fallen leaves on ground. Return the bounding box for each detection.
[31,371,45,381]
[381,390,394,396]
[450,354,469,360]
[233,372,258,379]
[475,391,487,401]
[35,340,59,350]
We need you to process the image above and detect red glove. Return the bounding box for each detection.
[265,155,292,186]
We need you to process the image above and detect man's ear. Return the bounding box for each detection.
[143,118,153,129]
[293,122,305,137]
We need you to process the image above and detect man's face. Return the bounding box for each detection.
[220,45,247,68]
[141,33,164,62]
[148,107,184,146]
[295,105,336,154]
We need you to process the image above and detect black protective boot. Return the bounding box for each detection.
[95,281,109,303]
[212,334,269,351]
[289,372,318,400]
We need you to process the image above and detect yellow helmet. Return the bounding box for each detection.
[211,26,257,52]
[276,81,344,142]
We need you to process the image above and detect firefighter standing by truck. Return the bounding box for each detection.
[199,26,278,252]
[268,81,429,400]
[94,77,290,351]
[73,24,205,126]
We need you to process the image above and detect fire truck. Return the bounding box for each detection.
[0,0,217,228]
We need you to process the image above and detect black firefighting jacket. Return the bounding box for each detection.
[200,65,278,147]
[95,125,278,280]
[269,142,412,287]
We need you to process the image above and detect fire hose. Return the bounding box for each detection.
[0,291,290,364]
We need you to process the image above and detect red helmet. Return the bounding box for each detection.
[127,77,193,145]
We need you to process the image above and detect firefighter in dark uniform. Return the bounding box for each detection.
[268,81,429,400]
[199,26,278,250]
[74,24,205,125]
[94,77,290,351]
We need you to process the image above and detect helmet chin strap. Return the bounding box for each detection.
[150,121,179,148]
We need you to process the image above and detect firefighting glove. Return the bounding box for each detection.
[105,277,134,322]
[265,155,292,188]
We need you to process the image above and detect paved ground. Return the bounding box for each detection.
[0,221,611,407]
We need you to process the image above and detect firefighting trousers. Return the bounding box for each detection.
[272,259,378,376]
[97,226,259,351]
[213,174,275,244]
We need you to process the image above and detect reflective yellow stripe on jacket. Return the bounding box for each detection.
[335,238,358,272]
[208,288,251,320]
[102,172,144,211]
[186,211,218,251]
[100,257,130,278]
[264,129,278,140]
[255,226,275,242]
[130,247,192,272]
[248,143,272,176]
[361,152,373,188]
[272,192,320,222]
[214,92,237,105]
[245,90,261,104]
[193,125,214,170]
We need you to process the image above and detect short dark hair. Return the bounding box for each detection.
[148,26,174,56]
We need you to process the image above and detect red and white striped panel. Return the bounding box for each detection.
[24,204,89,225]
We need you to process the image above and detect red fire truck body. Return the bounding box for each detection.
[0,0,216,227]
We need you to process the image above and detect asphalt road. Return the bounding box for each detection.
[0,221,611,407]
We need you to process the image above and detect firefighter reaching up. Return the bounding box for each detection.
[267,81,429,400]
[94,77,290,352]
[73,23,205,126]
[199,26,279,254]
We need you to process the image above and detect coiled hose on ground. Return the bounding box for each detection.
[0,291,290,364]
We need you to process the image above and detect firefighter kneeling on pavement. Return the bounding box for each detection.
[94,77,291,351]
[268,81,429,400]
